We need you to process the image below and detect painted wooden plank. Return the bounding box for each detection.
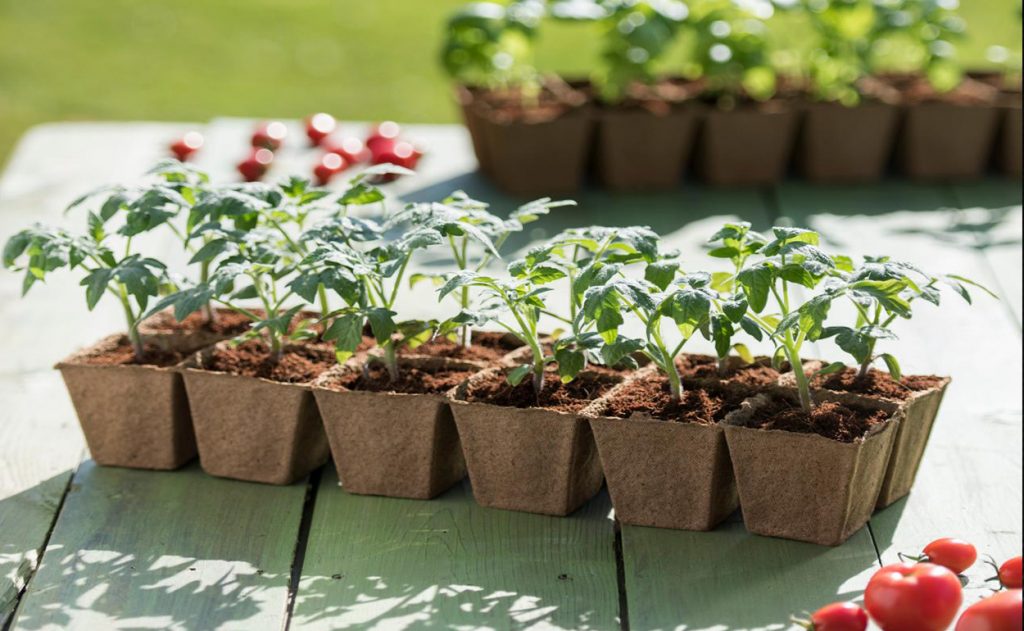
[775,182,1022,607]
[291,470,620,631]
[10,462,309,631]
[617,189,885,630]
[0,123,201,627]
[949,179,1023,327]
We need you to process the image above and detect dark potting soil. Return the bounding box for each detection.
[742,395,891,443]
[142,309,253,337]
[465,367,619,414]
[604,374,750,425]
[676,354,781,387]
[77,337,186,368]
[811,367,945,402]
[207,340,335,383]
[869,73,998,106]
[322,363,478,395]
[400,331,520,363]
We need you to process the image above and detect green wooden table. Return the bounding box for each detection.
[1,120,1020,630]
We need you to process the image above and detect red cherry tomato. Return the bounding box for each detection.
[313,152,348,186]
[252,121,287,150]
[956,590,1022,631]
[237,148,274,182]
[324,137,369,164]
[169,131,204,161]
[1000,557,1023,590]
[366,121,401,157]
[923,538,978,575]
[808,602,869,631]
[373,141,420,169]
[865,563,963,631]
[305,113,336,146]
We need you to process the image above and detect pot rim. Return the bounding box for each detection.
[54,332,190,373]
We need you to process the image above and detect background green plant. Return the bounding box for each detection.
[0,0,1019,165]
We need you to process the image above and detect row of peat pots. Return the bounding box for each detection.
[457,79,1023,195]
[60,316,950,547]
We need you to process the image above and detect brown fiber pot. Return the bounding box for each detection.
[584,376,738,530]
[449,368,612,516]
[456,85,492,177]
[181,343,330,485]
[898,102,999,180]
[477,107,593,196]
[997,100,1022,178]
[723,389,900,546]
[313,356,484,499]
[798,101,900,182]
[56,334,196,470]
[595,105,703,191]
[698,104,799,186]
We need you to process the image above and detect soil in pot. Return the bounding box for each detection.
[887,75,1000,180]
[472,83,593,196]
[182,339,333,485]
[810,367,951,508]
[587,373,742,530]
[723,389,899,546]
[595,80,704,191]
[57,334,196,470]
[677,353,781,388]
[797,100,900,183]
[697,99,799,186]
[314,357,480,499]
[399,330,522,364]
[450,367,619,515]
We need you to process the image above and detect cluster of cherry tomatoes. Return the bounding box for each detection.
[167,114,423,185]
[794,540,1021,631]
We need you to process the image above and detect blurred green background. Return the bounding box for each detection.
[0,0,1020,167]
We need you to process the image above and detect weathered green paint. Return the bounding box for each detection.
[11,463,309,630]
[291,470,620,631]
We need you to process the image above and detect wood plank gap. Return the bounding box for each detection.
[1,462,79,631]
[612,521,630,631]
[283,467,324,631]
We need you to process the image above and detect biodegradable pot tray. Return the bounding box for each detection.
[477,106,593,196]
[313,356,482,500]
[898,102,999,180]
[798,101,900,183]
[585,377,738,531]
[698,105,798,186]
[181,343,329,485]
[595,105,703,191]
[723,389,899,546]
[449,368,608,516]
[56,334,196,470]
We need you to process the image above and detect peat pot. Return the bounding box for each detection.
[313,356,483,500]
[585,374,739,531]
[449,368,614,516]
[181,342,330,485]
[797,101,900,183]
[723,389,900,546]
[997,98,1022,178]
[595,104,703,191]
[57,334,196,470]
[698,103,799,186]
[898,102,999,180]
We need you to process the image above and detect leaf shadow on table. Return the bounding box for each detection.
[9,462,306,631]
[620,518,882,631]
[289,474,622,631]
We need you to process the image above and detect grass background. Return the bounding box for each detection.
[0,0,1020,167]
